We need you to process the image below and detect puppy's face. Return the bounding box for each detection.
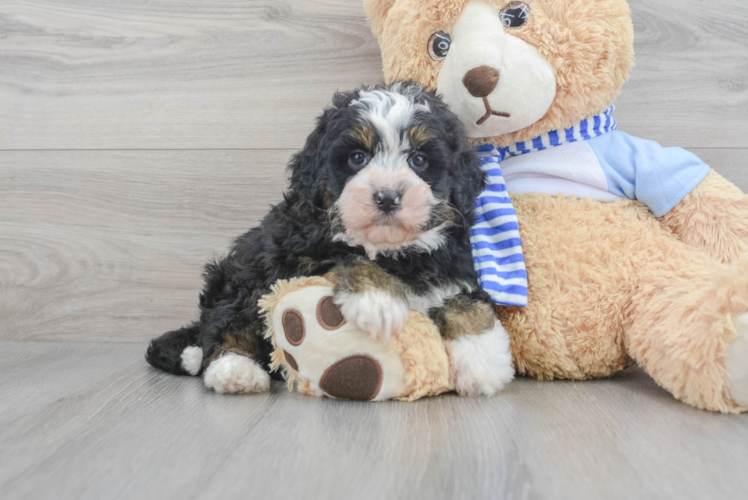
[290,83,483,259]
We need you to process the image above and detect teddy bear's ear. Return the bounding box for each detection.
[363,0,397,38]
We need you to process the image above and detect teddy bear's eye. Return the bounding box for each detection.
[428,32,451,61]
[500,1,531,30]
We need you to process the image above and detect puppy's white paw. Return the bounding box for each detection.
[334,289,409,342]
[446,319,514,397]
[203,353,270,394]
[180,346,203,376]
[727,312,748,407]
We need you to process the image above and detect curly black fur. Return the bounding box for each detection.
[146,82,486,377]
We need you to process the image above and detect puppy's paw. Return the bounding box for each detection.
[180,346,203,376]
[333,289,409,342]
[446,319,514,397]
[203,353,270,394]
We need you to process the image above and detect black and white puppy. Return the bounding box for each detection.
[146,82,514,396]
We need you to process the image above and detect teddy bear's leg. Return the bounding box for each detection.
[626,238,748,413]
[660,171,748,264]
[202,329,271,394]
[324,260,410,341]
[432,295,514,396]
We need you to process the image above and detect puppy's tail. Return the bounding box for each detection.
[145,323,201,376]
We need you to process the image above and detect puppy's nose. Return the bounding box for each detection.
[462,65,500,98]
[374,190,402,214]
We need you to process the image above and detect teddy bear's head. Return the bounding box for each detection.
[364,0,634,146]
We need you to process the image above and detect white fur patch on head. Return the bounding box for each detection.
[445,319,514,397]
[352,83,431,152]
[333,289,410,341]
[727,312,748,407]
[180,346,203,376]
[203,353,270,394]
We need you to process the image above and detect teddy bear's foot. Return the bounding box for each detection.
[446,319,514,397]
[333,289,409,341]
[203,353,270,394]
[180,346,203,376]
[727,312,748,407]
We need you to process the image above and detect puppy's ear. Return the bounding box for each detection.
[288,90,361,207]
[450,151,485,223]
[288,109,333,208]
[364,0,397,38]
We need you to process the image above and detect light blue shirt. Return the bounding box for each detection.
[500,131,711,218]
[587,131,711,217]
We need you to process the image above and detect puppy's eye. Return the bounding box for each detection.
[500,1,531,30]
[348,150,370,170]
[428,32,451,61]
[409,153,429,172]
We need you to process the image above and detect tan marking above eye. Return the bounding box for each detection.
[282,309,305,345]
[319,355,383,401]
[317,296,346,330]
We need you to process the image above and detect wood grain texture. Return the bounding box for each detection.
[1,0,746,150]
[0,341,746,500]
[3,149,747,343]
[0,150,289,342]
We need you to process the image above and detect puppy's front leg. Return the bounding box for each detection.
[432,295,514,397]
[325,260,410,341]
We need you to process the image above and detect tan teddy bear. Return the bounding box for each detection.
[364,0,748,413]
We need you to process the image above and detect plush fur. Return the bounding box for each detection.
[366,0,748,412]
[146,83,506,395]
[365,0,633,146]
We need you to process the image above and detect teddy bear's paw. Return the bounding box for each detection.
[180,346,203,376]
[273,286,408,401]
[726,312,748,407]
[446,319,514,397]
[203,353,270,394]
[333,288,409,342]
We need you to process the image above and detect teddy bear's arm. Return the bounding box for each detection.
[659,170,748,264]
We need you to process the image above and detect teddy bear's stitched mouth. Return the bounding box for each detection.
[477,96,511,125]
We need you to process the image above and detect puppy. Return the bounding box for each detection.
[146,82,514,396]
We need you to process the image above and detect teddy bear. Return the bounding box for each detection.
[351,0,748,413]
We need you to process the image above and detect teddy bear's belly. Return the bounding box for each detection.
[497,193,663,380]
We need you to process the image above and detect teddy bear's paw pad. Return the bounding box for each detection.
[447,320,514,397]
[273,286,406,401]
[727,312,748,407]
[283,350,299,371]
[317,296,346,330]
[203,353,270,394]
[282,309,305,345]
[319,355,383,401]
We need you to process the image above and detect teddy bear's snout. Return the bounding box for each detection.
[462,65,500,98]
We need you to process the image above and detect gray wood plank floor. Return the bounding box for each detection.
[1,342,747,500]
[1,0,748,498]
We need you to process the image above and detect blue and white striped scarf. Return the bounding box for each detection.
[471,106,617,307]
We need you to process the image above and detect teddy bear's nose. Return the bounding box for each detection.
[462,65,500,98]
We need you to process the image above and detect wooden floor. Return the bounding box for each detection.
[1,1,747,499]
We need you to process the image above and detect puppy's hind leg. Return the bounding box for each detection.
[203,329,271,394]
[432,295,514,397]
[146,322,201,376]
